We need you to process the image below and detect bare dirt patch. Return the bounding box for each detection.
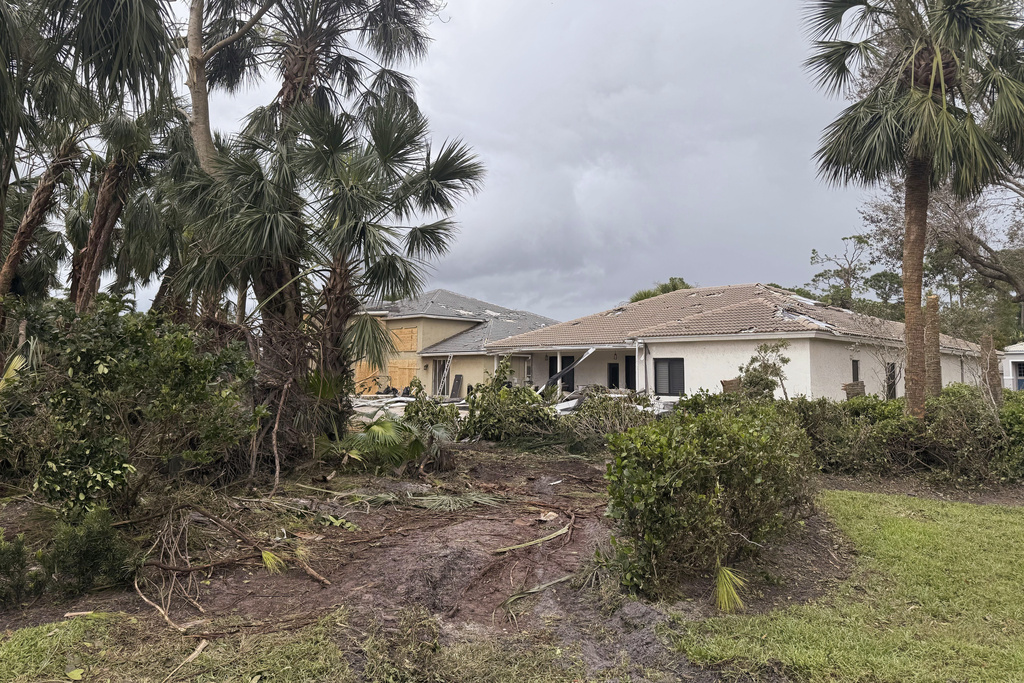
[1,449,874,681]
[818,472,1024,506]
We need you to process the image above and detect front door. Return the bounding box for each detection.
[625,355,636,390]
[607,363,619,389]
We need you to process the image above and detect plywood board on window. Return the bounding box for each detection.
[392,327,417,352]
[354,361,381,393]
[387,359,419,391]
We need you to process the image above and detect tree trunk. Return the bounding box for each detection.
[903,157,931,419]
[981,333,1002,408]
[924,294,942,397]
[0,154,74,306]
[235,280,247,324]
[187,0,218,174]
[74,162,126,313]
[151,250,188,320]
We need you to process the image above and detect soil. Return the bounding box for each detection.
[817,472,1024,506]
[1,449,867,681]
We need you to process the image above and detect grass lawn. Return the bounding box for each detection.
[671,490,1024,682]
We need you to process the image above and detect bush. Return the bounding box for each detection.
[1,507,132,605]
[0,531,32,607]
[460,358,557,442]
[403,377,461,436]
[0,297,260,511]
[796,385,1024,482]
[606,401,812,593]
[40,507,132,596]
[560,389,655,453]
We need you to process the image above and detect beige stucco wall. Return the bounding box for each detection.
[522,349,638,391]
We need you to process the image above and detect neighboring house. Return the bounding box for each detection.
[1000,342,1024,390]
[357,289,556,397]
[486,283,981,401]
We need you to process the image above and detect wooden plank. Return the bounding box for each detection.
[392,327,417,353]
[388,359,419,391]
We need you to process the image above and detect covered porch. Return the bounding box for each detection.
[491,346,638,393]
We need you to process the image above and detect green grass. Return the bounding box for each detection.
[671,490,1024,682]
[0,608,589,682]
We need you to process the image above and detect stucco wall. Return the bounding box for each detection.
[636,335,979,401]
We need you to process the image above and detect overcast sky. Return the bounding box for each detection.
[206,0,870,321]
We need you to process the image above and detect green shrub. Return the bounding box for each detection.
[0,530,32,607]
[40,507,132,596]
[461,358,557,442]
[1,296,260,511]
[403,377,461,436]
[559,389,655,453]
[796,385,1023,481]
[606,401,812,593]
[924,385,1007,480]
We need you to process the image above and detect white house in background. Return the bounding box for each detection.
[486,283,981,401]
[999,342,1024,390]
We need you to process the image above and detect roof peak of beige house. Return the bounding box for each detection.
[485,282,979,355]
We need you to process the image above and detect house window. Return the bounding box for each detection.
[885,363,897,400]
[851,359,860,383]
[524,357,533,384]
[654,358,684,395]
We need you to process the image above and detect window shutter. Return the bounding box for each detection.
[655,360,670,394]
[669,359,685,395]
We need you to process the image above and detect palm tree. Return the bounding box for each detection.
[188,0,437,171]
[805,0,1024,418]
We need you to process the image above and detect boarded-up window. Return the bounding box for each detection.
[654,358,684,395]
[388,359,419,391]
[392,327,417,352]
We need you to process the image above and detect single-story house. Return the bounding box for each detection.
[999,342,1024,390]
[357,289,556,398]
[486,283,981,401]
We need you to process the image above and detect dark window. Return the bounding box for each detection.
[852,359,860,383]
[548,355,574,391]
[607,363,620,389]
[1017,363,1024,378]
[885,363,897,400]
[625,355,636,390]
[654,358,684,395]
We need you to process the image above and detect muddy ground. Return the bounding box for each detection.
[1,447,862,681]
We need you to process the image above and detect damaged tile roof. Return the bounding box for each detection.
[486,283,978,354]
[421,311,558,355]
[370,289,519,321]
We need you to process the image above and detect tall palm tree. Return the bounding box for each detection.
[188,0,437,171]
[805,0,1024,418]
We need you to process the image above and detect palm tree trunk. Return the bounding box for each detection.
[75,163,125,313]
[187,0,218,173]
[0,153,74,304]
[925,293,942,397]
[903,157,931,419]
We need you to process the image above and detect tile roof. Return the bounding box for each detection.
[486,283,978,354]
[421,311,558,355]
[371,289,518,321]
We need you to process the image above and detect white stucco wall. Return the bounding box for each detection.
[640,337,814,399]
[641,335,981,401]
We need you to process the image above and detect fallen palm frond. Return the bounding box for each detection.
[0,354,26,394]
[499,574,573,612]
[405,491,503,512]
[714,562,747,613]
[491,525,569,554]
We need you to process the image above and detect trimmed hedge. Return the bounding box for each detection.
[606,400,812,592]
